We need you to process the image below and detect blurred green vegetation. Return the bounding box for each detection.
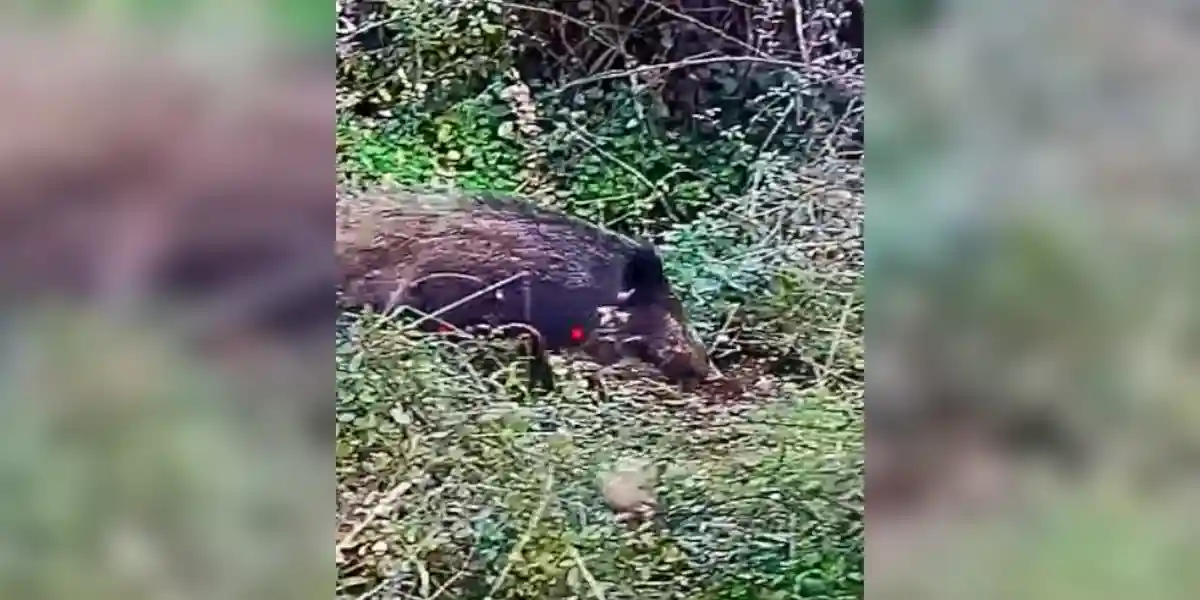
[4,0,329,42]
[867,3,1200,600]
[0,309,331,600]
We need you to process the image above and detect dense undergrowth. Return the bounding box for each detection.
[336,1,864,598]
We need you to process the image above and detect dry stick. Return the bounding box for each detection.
[820,93,863,160]
[425,545,479,600]
[374,271,551,371]
[370,270,526,333]
[567,544,609,600]
[343,488,475,600]
[497,1,626,79]
[591,0,654,75]
[566,128,655,193]
[522,272,532,322]
[641,0,771,58]
[347,574,392,600]
[819,290,857,387]
[710,304,742,361]
[353,272,497,339]
[335,478,419,558]
[388,272,488,318]
[553,55,810,93]
[747,96,798,192]
[351,272,485,335]
[404,270,530,330]
[364,304,457,338]
[793,0,811,65]
[498,2,623,33]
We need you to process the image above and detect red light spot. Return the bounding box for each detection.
[439,324,452,332]
[570,327,586,342]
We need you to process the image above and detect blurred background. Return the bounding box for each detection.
[0,3,330,600]
[871,1,1200,599]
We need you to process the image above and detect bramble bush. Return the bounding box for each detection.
[336,1,864,598]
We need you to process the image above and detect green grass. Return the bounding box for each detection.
[335,91,864,599]
[335,320,862,600]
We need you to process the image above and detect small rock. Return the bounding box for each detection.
[599,459,658,517]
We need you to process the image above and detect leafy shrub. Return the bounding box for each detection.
[339,0,863,145]
[337,0,512,118]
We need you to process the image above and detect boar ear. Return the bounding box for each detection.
[618,245,669,306]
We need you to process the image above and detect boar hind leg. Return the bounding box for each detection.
[514,333,555,392]
[526,351,556,392]
[490,323,555,392]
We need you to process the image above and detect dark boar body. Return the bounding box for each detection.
[336,186,711,389]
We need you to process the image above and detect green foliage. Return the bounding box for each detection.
[530,87,756,228]
[336,315,863,600]
[337,0,511,116]
[337,85,763,234]
[338,90,527,193]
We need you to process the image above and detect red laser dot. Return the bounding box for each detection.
[439,324,452,332]
[570,327,585,342]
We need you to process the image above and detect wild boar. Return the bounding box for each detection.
[336,185,712,389]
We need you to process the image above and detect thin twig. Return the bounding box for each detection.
[552,55,810,94]
[568,544,609,600]
[792,0,810,65]
[499,2,623,32]
[336,478,419,557]
[404,270,530,331]
[819,290,858,387]
[640,0,770,58]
